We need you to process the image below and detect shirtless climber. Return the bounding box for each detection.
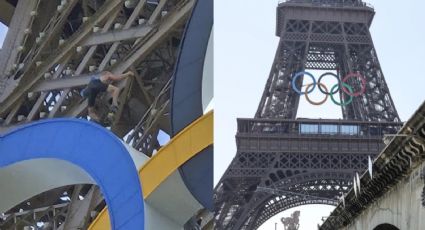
[80,70,134,122]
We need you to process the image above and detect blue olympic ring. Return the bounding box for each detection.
[291,71,316,95]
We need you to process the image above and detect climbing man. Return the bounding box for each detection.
[80,70,134,122]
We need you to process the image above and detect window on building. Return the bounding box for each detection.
[320,124,338,134]
[340,125,358,135]
[300,124,319,134]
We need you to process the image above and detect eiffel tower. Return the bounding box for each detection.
[215,0,403,229]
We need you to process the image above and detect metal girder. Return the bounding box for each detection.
[125,78,171,154]
[216,2,403,229]
[81,25,154,47]
[31,74,99,92]
[0,185,104,230]
[133,67,154,104]
[0,203,70,229]
[341,42,400,122]
[255,40,307,119]
[256,19,399,121]
[148,0,168,25]
[57,185,102,230]
[0,0,124,114]
[216,119,401,229]
[26,92,47,121]
[0,186,72,229]
[0,1,196,229]
[1,0,192,127]
[98,0,148,70]
[110,76,134,137]
[0,0,14,26]
[113,0,194,74]
[60,0,194,121]
[234,175,349,229]
[30,0,80,66]
[27,57,72,121]
[28,0,193,93]
[252,196,337,229]
[216,155,359,229]
[0,0,39,77]
[4,98,23,125]
[48,8,122,118]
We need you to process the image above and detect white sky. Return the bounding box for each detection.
[0,24,6,48]
[214,0,425,229]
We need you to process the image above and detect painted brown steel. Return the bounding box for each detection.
[215,1,402,229]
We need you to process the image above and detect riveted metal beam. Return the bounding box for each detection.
[0,0,124,115]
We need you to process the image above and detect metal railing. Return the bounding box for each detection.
[278,0,374,9]
[237,118,402,137]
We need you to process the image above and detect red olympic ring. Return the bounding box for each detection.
[342,73,367,97]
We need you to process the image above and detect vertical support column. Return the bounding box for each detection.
[256,18,315,119]
[0,0,39,77]
[341,22,400,122]
[292,20,312,118]
[340,21,363,121]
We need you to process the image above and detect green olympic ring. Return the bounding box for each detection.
[330,83,353,106]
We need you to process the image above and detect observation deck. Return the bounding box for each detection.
[276,0,375,36]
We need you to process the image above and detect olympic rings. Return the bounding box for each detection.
[318,72,340,95]
[291,71,316,95]
[305,83,328,105]
[342,73,366,97]
[330,83,353,106]
[290,71,366,106]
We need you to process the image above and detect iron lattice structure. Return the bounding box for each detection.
[215,1,403,229]
[0,0,196,229]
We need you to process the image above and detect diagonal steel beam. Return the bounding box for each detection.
[0,0,14,26]
[30,0,80,64]
[114,0,194,74]
[98,0,147,70]
[48,2,148,119]
[48,8,122,118]
[57,185,101,230]
[31,0,194,119]
[0,0,39,77]
[65,100,89,118]
[81,25,153,47]
[132,67,153,104]
[4,98,23,125]
[26,92,47,121]
[148,0,168,25]
[111,77,134,137]
[31,74,99,92]
[0,0,124,116]
[64,0,195,134]
[26,57,72,121]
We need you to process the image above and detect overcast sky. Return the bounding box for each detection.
[214,0,425,229]
[0,25,5,48]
